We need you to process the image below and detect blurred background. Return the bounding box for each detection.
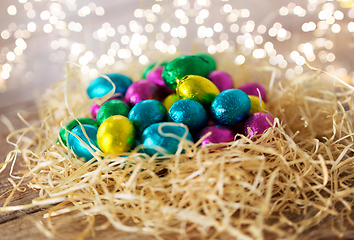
[0,0,353,109]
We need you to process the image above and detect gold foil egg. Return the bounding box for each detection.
[176,75,220,107]
[97,115,135,154]
[249,95,267,115]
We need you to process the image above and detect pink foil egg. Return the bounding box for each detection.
[197,125,234,145]
[208,70,234,92]
[147,66,175,96]
[243,112,274,140]
[90,93,123,119]
[238,82,267,102]
[125,80,160,106]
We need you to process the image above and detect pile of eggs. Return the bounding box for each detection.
[58,53,274,161]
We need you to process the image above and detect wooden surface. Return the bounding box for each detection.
[0,101,353,240]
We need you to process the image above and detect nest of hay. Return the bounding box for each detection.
[1,52,354,240]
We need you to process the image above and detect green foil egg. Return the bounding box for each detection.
[162,55,212,90]
[96,99,130,125]
[195,52,217,72]
[176,75,220,107]
[58,118,98,146]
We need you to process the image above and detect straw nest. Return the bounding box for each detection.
[1,51,354,240]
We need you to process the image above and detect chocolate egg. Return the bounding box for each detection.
[238,82,267,102]
[141,122,193,156]
[125,80,160,106]
[169,99,208,131]
[90,93,123,119]
[141,61,167,79]
[162,55,212,90]
[147,66,175,96]
[67,124,100,161]
[211,89,251,126]
[208,70,234,92]
[248,95,267,115]
[177,75,220,107]
[195,52,217,72]
[97,115,135,154]
[243,112,274,140]
[197,125,234,145]
[96,99,130,125]
[58,118,98,146]
[162,93,179,111]
[128,99,168,135]
[87,73,132,99]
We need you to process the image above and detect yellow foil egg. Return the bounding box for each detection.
[176,75,220,107]
[249,95,267,115]
[162,93,179,111]
[97,115,135,154]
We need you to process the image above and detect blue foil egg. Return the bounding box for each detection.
[128,99,168,135]
[141,122,193,156]
[68,124,100,161]
[211,89,251,126]
[169,99,208,131]
[87,73,133,99]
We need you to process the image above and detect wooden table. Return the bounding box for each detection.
[0,101,352,240]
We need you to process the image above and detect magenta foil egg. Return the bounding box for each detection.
[197,125,234,145]
[147,66,175,96]
[243,112,274,140]
[125,80,160,105]
[238,82,267,102]
[208,70,234,92]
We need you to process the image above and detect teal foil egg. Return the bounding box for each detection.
[87,73,133,99]
[162,55,212,90]
[141,122,193,156]
[96,99,130,125]
[58,118,98,146]
[169,99,208,132]
[68,124,100,161]
[211,89,251,126]
[128,99,168,135]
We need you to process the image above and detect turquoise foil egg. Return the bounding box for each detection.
[211,89,251,126]
[128,99,168,135]
[169,99,208,132]
[87,73,133,99]
[141,122,193,156]
[68,124,100,161]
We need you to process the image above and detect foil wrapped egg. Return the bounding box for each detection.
[97,115,135,154]
[58,118,98,146]
[169,99,208,132]
[128,99,168,135]
[141,61,167,79]
[87,73,132,99]
[125,80,160,106]
[90,93,123,119]
[248,95,267,115]
[208,70,234,92]
[141,122,193,156]
[238,82,267,102]
[243,112,274,140]
[147,66,175,96]
[177,75,220,107]
[211,89,251,126]
[162,55,212,90]
[162,93,179,111]
[195,52,217,72]
[96,99,130,125]
[197,125,234,145]
[67,124,100,161]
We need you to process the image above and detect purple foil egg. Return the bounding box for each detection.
[125,80,160,106]
[90,93,123,119]
[197,125,234,145]
[238,82,267,102]
[147,66,175,96]
[208,70,234,92]
[243,112,274,140]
